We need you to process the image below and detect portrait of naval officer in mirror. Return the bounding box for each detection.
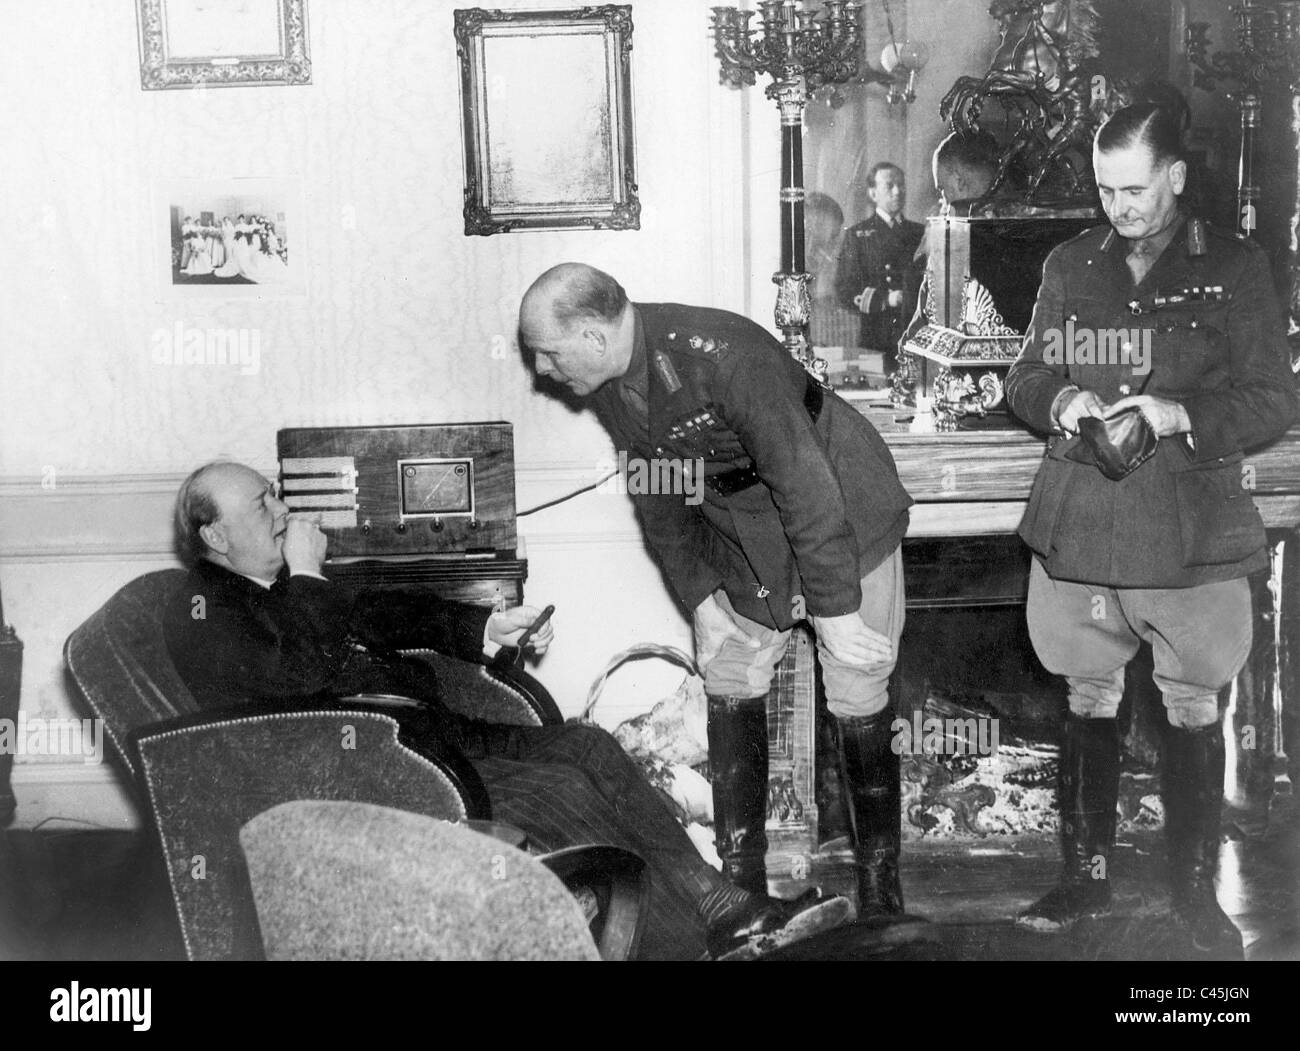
[834,162,926,374]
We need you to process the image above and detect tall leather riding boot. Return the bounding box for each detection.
[1163,722,1242,955]
[836,710,905,916]
[1017,714,1120,931]
[707,693,770,895]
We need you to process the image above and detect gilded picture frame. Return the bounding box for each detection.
[136,0,311,90]
[454,6,640,235]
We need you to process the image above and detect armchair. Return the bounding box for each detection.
[63,569,646,960]
[63,570,562,784]
[240,800,612,961]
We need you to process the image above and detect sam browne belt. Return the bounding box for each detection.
[706,376,825,497]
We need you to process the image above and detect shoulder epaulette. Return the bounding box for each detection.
[1061,223,1112,251]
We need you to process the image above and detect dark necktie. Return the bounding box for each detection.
[620,382,648,416]
[1126,238,1156,285]
[619,383,650,442]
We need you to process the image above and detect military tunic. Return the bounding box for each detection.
[834,213,926,358]
[589,303,912,633]
[1006,215,1298,722]
[1006,216,1298,589]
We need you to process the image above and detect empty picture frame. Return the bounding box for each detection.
[136,0,311,89]
[454,6,640,235]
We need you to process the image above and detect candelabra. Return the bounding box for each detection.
[1187,1,1300,238]
[1187,0,1300,370]
[712,2,868,371]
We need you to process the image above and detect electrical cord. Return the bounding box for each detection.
[28,815,117,833]
[516,469,619,517]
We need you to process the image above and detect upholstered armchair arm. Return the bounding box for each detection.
[322,694,493,818]
[130,695,492,822]
[538,845,649,962]
[399,649,564,727]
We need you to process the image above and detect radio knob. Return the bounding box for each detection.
[430,519,444,532]
[361,519,372,535]
[469,519,482,530]
[395,521,407,534]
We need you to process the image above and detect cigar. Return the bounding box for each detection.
[515,604,556,651]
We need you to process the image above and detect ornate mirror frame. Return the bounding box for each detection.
[136,0,311,90]
[455,6,640,236]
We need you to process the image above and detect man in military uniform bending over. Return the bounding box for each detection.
[519,265,918,920]
[1006,103,1298,953]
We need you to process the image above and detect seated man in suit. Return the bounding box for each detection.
[163,460,852,960]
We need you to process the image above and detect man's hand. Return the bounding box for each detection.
[488,605,555,656]
[693,592,759,670]
[1104,394,1191,438]
[886,289,904,310]
[282,517,327,575]
[810,613,893,667]
[1055,388,1109,434]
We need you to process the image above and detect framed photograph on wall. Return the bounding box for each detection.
[136,0,311,89]
[454,6,640,235]
[155,177,307,299]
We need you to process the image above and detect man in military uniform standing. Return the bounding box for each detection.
[1006,103,1298,953]
[519,264,917,919]
[835,162,926,374]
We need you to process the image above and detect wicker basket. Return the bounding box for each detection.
[576,644,715,838]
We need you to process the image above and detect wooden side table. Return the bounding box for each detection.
[322,556,527,610]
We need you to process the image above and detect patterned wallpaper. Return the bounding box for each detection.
[1,0,737,477]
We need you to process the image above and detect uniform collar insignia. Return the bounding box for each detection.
[619,307,651,403]
[653,350,682,394]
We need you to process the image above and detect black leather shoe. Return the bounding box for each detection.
[1017,714,1119,933]
[1171,883,1242,956]
[706,888,854,959]
[1017,878,1113,932]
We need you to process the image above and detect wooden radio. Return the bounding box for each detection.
[276,423,517,558]
[276,423,524,608]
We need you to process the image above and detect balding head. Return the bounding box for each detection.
[933,131,999,209]
[520,263,628,336]
[175,460,289,578]
[175,461,228,564]
[519,263,635,396]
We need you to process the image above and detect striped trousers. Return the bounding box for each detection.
[471,723,721,961]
